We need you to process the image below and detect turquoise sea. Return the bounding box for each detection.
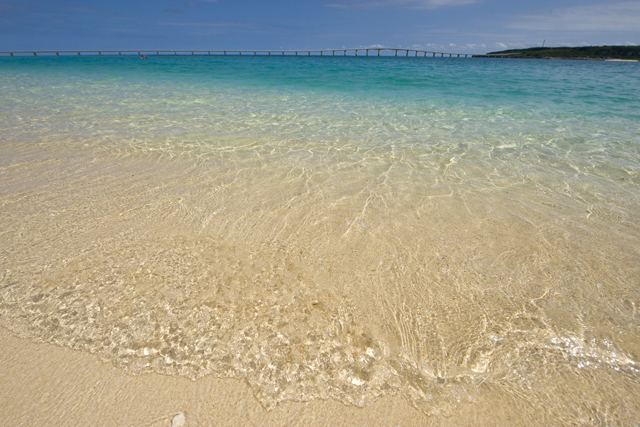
[1,56,640,423]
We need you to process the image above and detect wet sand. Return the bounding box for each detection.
[1,326,546,426]
[1,141,639,425]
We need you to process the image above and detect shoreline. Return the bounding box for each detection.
[2,56,639,424]
[1,141,639,425]
[0,326,540,426]
[0,327,427,426]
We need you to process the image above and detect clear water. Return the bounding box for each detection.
[1,56,640,423]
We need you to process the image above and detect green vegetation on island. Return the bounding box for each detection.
[486,46,640,61]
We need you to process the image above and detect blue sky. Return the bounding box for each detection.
[1,0,639,54]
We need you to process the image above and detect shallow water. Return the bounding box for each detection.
[1,56,640,423]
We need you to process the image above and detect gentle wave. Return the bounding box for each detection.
[1,56,639,422]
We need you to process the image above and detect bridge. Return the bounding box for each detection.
[0,48,509,58]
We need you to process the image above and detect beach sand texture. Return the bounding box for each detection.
[0,326,578,426]
[1,144,639,425]
[1,56,640,424]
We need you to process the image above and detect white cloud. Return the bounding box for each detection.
[508,1,640,32]
[495,42,507,49]
[327,0,477,10]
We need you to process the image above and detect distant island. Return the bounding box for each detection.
[486,45,640,61]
